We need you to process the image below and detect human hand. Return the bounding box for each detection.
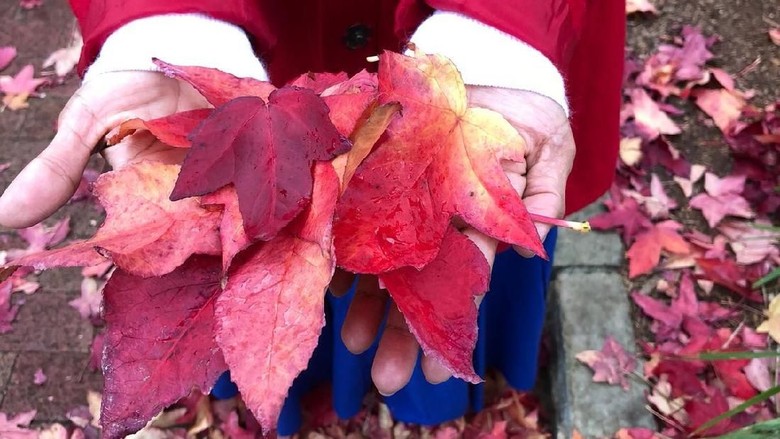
[334,87,573,395]
[330,229,496,395]
[0,71,209,228]
[467,86,575,255]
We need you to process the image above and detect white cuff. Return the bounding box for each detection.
[410,11,568,116]
[83,13,268,83]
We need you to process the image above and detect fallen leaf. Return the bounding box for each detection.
[19,0,42,9]
[0,410,37,439]
[689,173,754,227]
[693,88,746,134]
[0,65,46,110]
[769,28,780,46]
[757,295,780,343]
[0,280,20,334]
[216,163,338,431]
[100,255,227,439]
[69,277,102,319]
[619,137,643,166]
[630,88,681,140]
[0,47,16,71]
[576,336,637,390]
[33,368,46,385]
[379,226,490,382]
[171,91,350,240]
[626,220,690,278]
[718,220,780,265]
[696,257,761,301]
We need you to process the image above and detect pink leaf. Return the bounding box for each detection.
[575,336,637,390]
[0,47,17,71]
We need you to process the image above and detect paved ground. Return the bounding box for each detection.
[0,0,105,421]
[0,0,777,437]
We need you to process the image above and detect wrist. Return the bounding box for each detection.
[410,11,568,116]
[84,13,268,83]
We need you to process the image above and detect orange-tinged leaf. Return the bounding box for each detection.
[9,162,222,277]
[335,52,543,273]
[693,88,746,134]
[341,101,401,190]
[428,106,544,258]
[107,109,212,147]
[626,221,690,278]
[216,163,339,431]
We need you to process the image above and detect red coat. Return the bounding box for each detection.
[69,0,624,215]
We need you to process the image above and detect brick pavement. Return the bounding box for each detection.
[0,0,104,422]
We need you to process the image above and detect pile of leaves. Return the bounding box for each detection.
[1,50,548,438]
[579,23,780,438]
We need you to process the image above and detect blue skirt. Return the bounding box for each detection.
[213,229,557,435]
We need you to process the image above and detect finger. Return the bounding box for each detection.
[0,95,104,228]
[514,129,574,257]
[371,303,419,396]
[341,275,387,354]
[421,355,451,384]
[329,268,356,297]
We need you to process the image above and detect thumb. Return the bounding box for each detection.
[0,94,104,228]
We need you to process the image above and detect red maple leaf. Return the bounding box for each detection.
[216,163,338,431]
[9,162,222,277]
[689,173,754,227]
[100,255,227,439]
[171,91,350,240]
[379,226,490,382]
[288,71,349,93]
[107,109,213,148]
[589,189,652,243]
[626,220,690,278]
[629,88,681,140]
[321,70,378,136]
[154,59,275,106]
[334,52,543,274]
[575,336,637,390]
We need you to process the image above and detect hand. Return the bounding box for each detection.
[0,71,209,228]
[335,88,574,395]
[467,86,575,255]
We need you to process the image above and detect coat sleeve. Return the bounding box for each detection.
[68,0,274,75]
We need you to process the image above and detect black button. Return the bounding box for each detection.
[343,24,372,50]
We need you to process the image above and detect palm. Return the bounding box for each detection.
[0,71,208,228]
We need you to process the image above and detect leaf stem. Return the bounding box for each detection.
[529,213,591,233]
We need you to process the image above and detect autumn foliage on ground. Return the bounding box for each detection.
[578,23,780,438]
[1,51,546,438]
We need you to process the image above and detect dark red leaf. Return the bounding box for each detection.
[100,255,227,439]
[171,90,350,240]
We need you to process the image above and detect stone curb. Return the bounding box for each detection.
[545,202,655,438]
